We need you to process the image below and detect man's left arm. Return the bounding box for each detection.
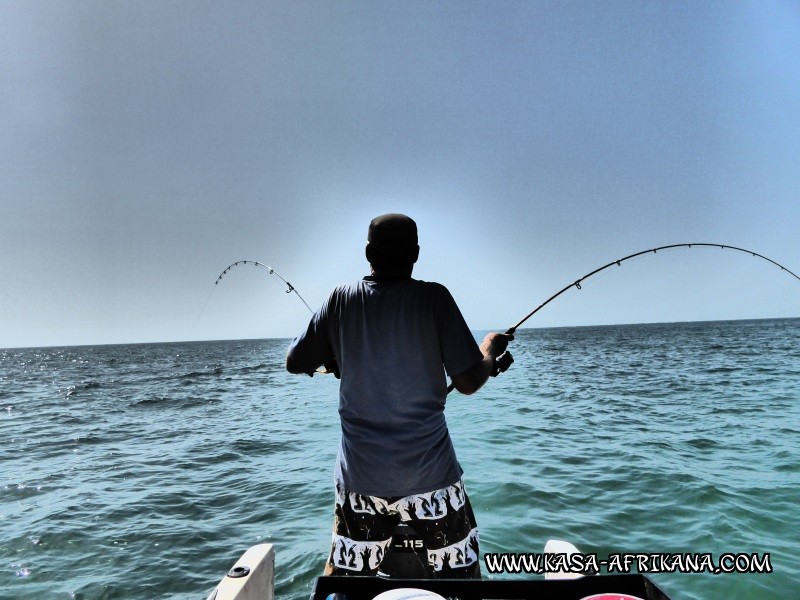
[286,309,335,376]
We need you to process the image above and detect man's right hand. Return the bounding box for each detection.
[479,332,514,358]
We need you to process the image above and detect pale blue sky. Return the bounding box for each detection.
[2,0,798,348]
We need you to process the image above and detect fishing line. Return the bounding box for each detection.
[504,243,800,335]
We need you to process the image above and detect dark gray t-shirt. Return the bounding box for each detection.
[287,277,483,496]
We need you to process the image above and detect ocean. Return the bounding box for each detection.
[1,319,798,599]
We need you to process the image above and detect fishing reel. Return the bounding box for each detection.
[491,350,514,377]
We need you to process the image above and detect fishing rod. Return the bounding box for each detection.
[504,243,800,336]
[448,242,799,394]
[210,260,338,376]
[215,260,314,313]
[210,246,798,388]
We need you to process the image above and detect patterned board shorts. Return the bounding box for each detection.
[325,478,481,578]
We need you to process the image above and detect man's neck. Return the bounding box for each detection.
[367,267,413,282]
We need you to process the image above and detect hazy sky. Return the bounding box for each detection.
[2,0,799,348]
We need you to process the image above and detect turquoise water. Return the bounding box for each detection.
[2,319,798,599]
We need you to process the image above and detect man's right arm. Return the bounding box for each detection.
[450,332,513,395]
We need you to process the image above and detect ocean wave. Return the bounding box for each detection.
[238,362,272,373]
[177,366,224,380]
[63,381,103,397]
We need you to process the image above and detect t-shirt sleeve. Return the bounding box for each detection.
[435,285,484,377]
[286,294,336,375]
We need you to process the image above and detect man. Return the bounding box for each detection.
[286,213,512,579]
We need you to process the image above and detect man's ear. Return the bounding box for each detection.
[365,242,377,266]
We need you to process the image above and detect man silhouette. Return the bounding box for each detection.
[287,213,512,578]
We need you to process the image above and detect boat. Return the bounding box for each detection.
[206,543,275,600]
[206,527,673,600]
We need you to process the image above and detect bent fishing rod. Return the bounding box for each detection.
[504,243,800,336]
[211,245,799,386]
[215,260,314,313]
[448,242,800,393]
[211,260,338,375]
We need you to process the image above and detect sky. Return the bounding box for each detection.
[1,0,799,348]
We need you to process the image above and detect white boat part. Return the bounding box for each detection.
[372,589,447,600]
[206,544,275,600]
[543,539,584,580]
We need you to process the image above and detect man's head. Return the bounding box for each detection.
[365,213,419,276]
